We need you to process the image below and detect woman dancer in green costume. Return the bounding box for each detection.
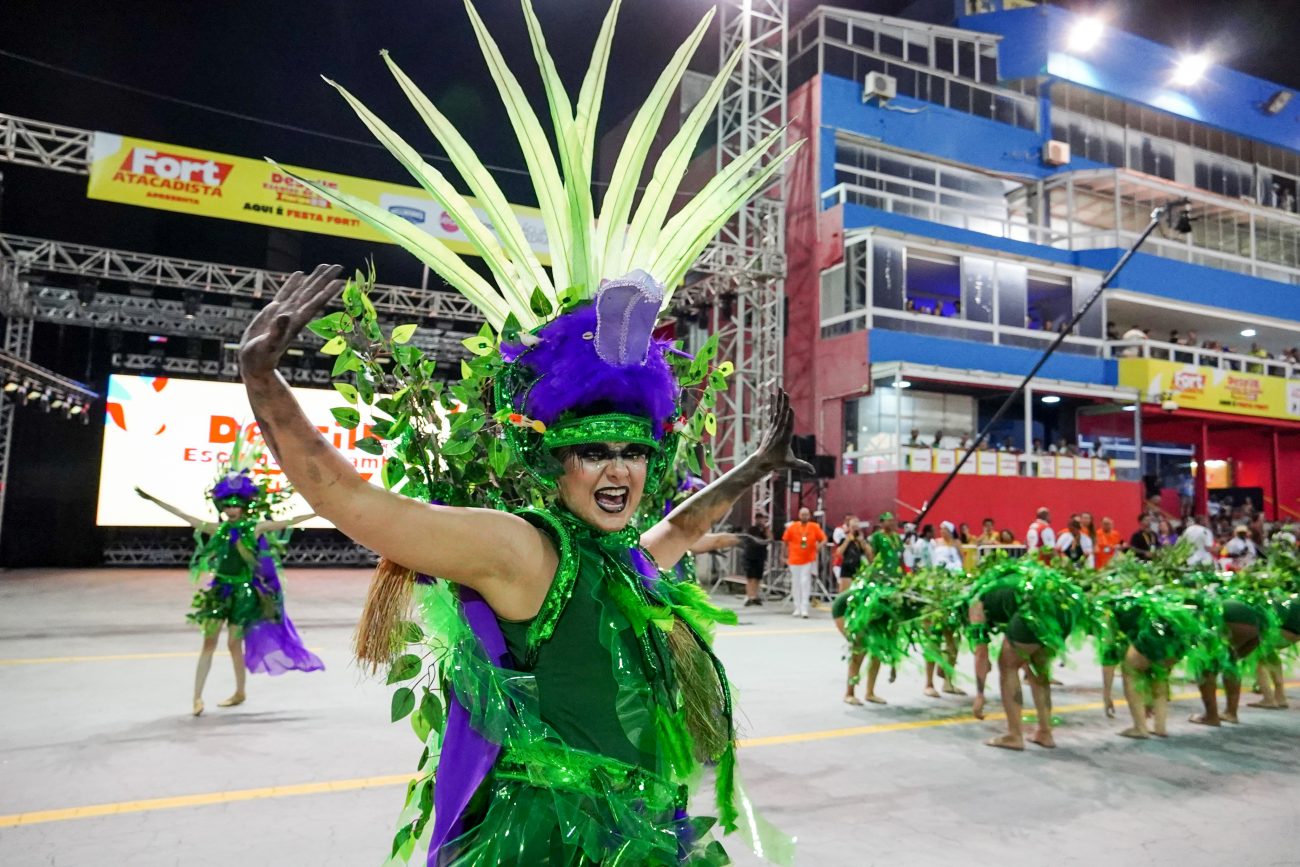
[135,452,317,716]
[966,558,1089,749]
[236,2,805,862]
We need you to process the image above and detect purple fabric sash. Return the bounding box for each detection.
[239,539,324,675]
[427,586,510,864]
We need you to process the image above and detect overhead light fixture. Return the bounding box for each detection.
[895,380,912,388]
[1122,405,1136,412]
[1172,52,1209,87]
[1041,395,1061,404]
[183,289,202,321]
[1240,328,1257,337]
[2,381,18,393]
[1264,90,1293,116]
[76,278,98,307]
[1067,16,1104,53]
[69,404,83,415]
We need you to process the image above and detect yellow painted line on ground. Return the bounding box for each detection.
[0,774,417,828]
[0,651,230,666]
[0,648,328,666]
[8,682,1295,828]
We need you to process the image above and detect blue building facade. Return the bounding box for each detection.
[786,3,1300,526]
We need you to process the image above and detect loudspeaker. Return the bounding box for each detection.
[812,454,836,479]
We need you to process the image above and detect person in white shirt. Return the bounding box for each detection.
[1026,507,1055,559]
[1120,326,1147,356]
[930,521,965,573]
[1054,518,1093,565]
[923,522,966,700]
[1180,515,1215,567]
[909,525,936,569]
[1223,525,1257,570]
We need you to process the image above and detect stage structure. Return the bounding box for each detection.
[0,8,794,565]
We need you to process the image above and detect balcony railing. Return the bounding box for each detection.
[1107,339,1300,379]
[1010,169,1300,285]
[822,181,1060,246]
[843,444,1120,481]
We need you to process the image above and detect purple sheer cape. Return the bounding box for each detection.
[240,541,324,675]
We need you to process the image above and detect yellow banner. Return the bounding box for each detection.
[86,132,548,260]
[1119,357,1300,421]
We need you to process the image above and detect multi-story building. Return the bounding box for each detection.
[785,3,1300,534]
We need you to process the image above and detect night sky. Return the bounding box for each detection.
[1,0,1297,281]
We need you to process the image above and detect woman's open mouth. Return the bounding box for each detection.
[594,486,630,514]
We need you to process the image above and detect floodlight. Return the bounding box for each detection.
[1041,395,1061,404]
[1172,53,1209,87]
[1067,17,1104,53]
[1240,329,1257,337]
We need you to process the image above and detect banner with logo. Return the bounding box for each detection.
[97,374,397,528]
[87,132,549,259]
[1119,358,1300,421]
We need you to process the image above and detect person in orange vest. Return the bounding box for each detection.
[1094,516,1122,570]
[783,506,827,618]
[1026,507,1055,561]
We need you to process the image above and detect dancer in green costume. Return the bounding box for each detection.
[236,2,806,862]
[135,437,318,716]
[966,557,1090,749]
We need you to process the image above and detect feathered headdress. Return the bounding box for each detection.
[281,0,797,479]
[207,430,285,517]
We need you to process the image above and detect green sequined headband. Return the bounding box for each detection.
[543,414,660,451]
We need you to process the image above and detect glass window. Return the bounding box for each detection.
[824,16,847,42]
[962,256,995,323]
[996,262,1027,328]
[1026,271,1072,332]
[879,25,904,59]
[957,41,977,79]
[1072,273,1102,338]
[824,43,854,80]
[935,37,954,74]
[905,252,961,316]
[820,265,848,319]
[872,237,907,310]
[978,43,998,83]
[905,33,930,66]
[850,23,876,51]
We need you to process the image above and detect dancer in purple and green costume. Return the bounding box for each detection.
[136,449,320,716]
[235,2,804,861]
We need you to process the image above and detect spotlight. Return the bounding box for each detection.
[1172,53,1209,87]
[26,387,42,400]
[50,399,64,410]
[183,289,202,321]
[76,278,98,307]
[1241,328,1257,337]
[1264,90,1293,116]
[1067,16,1104,53]
[1041,395,1061,404]
[69,404,83,415]
[2,381,18,393]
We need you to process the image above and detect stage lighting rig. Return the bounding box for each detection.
[0,350,98,423]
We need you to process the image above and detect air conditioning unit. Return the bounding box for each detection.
[863,71,897,103]
[1043,139,1071,167]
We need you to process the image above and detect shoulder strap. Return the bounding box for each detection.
[514,507,581,666]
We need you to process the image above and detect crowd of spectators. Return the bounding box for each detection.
[1109,322,1300,369]
[903,428,1099,459]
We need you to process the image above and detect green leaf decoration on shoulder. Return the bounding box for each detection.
[390,686,416,722]
[333,382,359,405]
[319,335,348,356]
[387,653,422,684]
[391,323,419,344]
[355,436,384,456]
[331,407,361,429]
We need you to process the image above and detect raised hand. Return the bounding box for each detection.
[746,390,814,477]
[239,264,345,380]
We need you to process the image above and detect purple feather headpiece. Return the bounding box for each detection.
[210,471,259,503]
[506,271,679,438]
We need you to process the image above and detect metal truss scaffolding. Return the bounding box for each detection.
[103,535,377,566]
[705,0,789,528]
